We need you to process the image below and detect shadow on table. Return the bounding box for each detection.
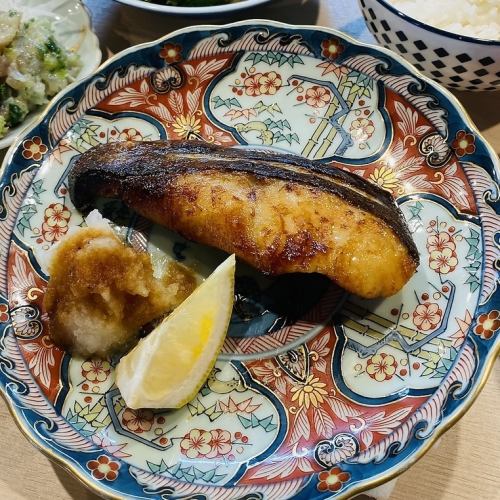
[390,427,460,500]
[451,90,500,136]
[51,462,101,500]
[96,0,320,53]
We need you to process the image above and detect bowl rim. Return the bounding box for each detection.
[0,18,499,500]
[112,0,272,15]
[367,0,500,46]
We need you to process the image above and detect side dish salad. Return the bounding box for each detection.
[0,10,81,138]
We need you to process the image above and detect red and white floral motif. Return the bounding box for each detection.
[394,100,431,138]
[86,455,120,481]
[206,429,232,458]
[203,123,233,145]
[241,71,283,96]
[429,247,458,274]
[41,203,71,243]
[366,353,397,382]
[474,310,500,340]
[243,73,262,97]
[305,86,331,108]
[352,406,414,448]
[22,136,48,161]
[44,203,70,227]
[180,429,212,459]
[121,408,154,433]
[10,252,38,304]
[427,231,456,253]
[159,43,182,64]
[118,128,143,142]
[317,466,350,492]
[180,428,235,459]
[350,118,375,142]
[452,130,475,157]
[346,98,475,211]
[250,360,288,395]
[321,38,344,59]
[183,58,229,86]
[23,335,56,390]
[258,71,282,95]
[413,302,442,331]
[108,80,155,109]
[81,360,111,383]
[426,225,458,274]
[0,304,9,322]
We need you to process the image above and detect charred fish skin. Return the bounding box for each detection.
[69,140,419,298]
[69,141,418,261]
[72,141,394,216]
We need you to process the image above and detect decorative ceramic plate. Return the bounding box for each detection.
[0,0,101,149]
[113,0,272,16]
[0,20,499,500]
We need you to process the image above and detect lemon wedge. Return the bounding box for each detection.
[116,254,235,409]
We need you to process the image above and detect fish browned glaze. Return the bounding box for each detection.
[69,140,419,298]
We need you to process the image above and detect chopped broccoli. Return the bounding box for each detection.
[4,47,14,62]
[7,103,23,125]
[55,68,68,80]
[39,37,68,73]
[42,53,63,71]
[45,36,61,55]
[0,116,7,137]
[0,83,11,104]
[4,97,28,126]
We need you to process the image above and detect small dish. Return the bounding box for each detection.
[0,0,102,149]
[113,0,272,16]
[358,0,500,91]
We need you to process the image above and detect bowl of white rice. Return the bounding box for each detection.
[359,0,500,91]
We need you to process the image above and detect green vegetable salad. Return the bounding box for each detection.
[0,10,81,139]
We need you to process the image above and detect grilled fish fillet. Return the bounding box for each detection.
[69,141,419,298]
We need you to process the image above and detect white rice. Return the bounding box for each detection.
[388,0,500,40]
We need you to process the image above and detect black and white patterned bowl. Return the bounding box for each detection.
[359,0,500,91]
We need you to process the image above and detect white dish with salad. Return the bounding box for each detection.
[0,0,101,149]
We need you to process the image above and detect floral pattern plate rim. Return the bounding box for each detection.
[0,19,499,500]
